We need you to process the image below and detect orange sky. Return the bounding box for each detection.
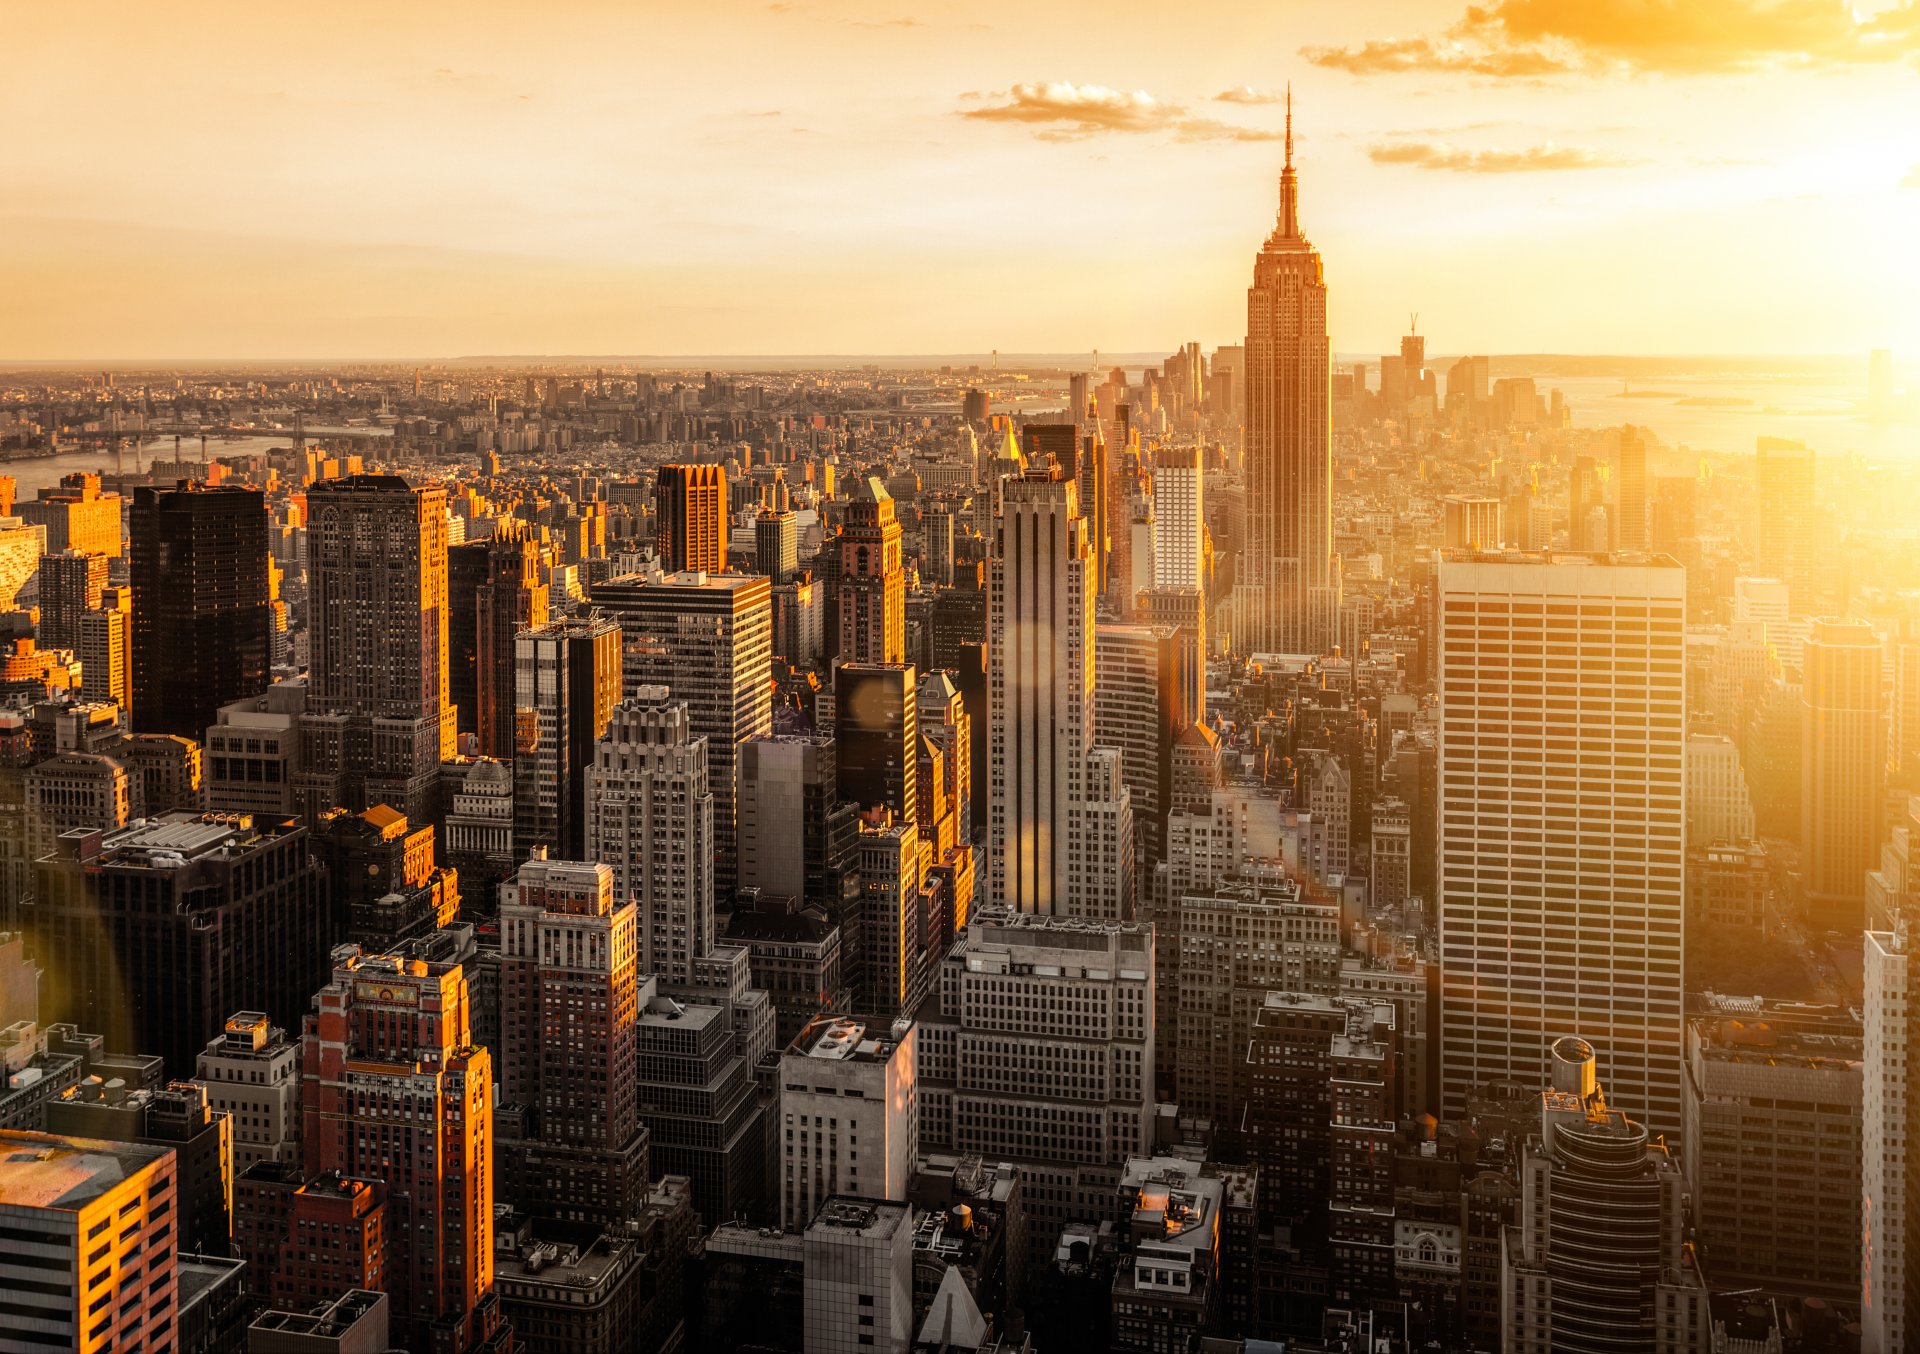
[5,0,1919,359]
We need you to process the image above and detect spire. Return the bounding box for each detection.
[1279,83,1300,239]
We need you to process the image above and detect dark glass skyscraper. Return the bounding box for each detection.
[129,483,272,740]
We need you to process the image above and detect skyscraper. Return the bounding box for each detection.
[129,483,272,740]
[591,569,772,898]
[834,662,919,827]
[28,812,331,1078]
[302,944,507,1353]
[450,523,550,759]
[1802,617,1886,929]
[1499,1039,1709,1351]
[756,502,799,584]
[1241,93,1336,656]
[584,689,715,989]
[655,462,728,573]
[836,477,905,665]
[296,475,454,824]
[1614,425,1649,552]
[511,613,621,861]
[34,548,105,651]
[1436,552,1687,1136]
[497,857,649,1228]
[1865,924,1917,1354]
[1149,446,1203,591]
[76,584,131,714]
[1757,437,1817,615]
[989,462,1134,918]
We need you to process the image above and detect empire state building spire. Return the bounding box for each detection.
[1279,84,1300,239]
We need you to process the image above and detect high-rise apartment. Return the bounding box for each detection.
[1436,552,1686,1136]
[584,689,715,989]
[76,585,131,713]
[302,943,506,1353]
[655,463,728,573]
[1802,617,1886,929]
[591,569,772,898]
[196,1011,302,1171]
[512,613,621,861]
[129,483,272,740]
[34,548,106,651]
[836,477,906,666]
[757,504,800,585]
[296,475,454,824]
[497,857,649,1227]
[1241,97,1336,656]
[989,463,1133,918]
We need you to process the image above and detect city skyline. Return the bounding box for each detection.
[6,0,1919,360]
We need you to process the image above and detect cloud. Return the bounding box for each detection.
[962,83,1284,142]
[1367,140,1638,171]
[961,82,1181,135]
[1302,36,1574,76]
[850,16,923,28]
[1215,85,1283,105]
[1904,164,1920,188]
[1306,0,1920,78]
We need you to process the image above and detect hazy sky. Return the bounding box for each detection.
[6,0,1919,359]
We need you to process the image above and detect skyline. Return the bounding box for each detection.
[7,0,1920,361]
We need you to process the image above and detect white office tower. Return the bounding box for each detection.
[804,1198,915,1354]
[989,462,1134,918]
[584,687,714,988]
[779,1014,917,1230]
[1864,926,1911,1354]
[1150,446,1204,590]
[1685,733,1756,846]
[918,911,1155,1250]
[1437,552,1686,1137]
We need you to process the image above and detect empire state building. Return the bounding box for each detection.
[1241,94,1337,656]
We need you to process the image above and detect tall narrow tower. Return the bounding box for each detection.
[1241,91,1336,656]
[989,462,1134,919]
[836,477,906,666]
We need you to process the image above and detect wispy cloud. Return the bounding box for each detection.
[962,82,1281,142]
[1367,140,1638,172]
[962,82,1181,134]
[849,16,923,29]
[1302,36,1573,76]
[1903,164,1920,189]
[1215,85,1283,105]
[1306,0,1920,79]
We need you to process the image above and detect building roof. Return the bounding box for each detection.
[0,1130,170,1211]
